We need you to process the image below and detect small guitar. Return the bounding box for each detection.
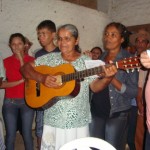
[25,56,141,109]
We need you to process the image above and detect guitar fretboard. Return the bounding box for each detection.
[61,66,104,82]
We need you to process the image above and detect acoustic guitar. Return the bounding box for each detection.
[25,56,141,109]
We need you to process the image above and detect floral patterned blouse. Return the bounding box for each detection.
[35,52,95,129]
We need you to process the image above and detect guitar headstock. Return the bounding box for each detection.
[116,56,141,72]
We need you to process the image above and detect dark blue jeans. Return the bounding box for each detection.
[90,111,129,150]
[2,98,34,150]
[127,106,138,150]
[35,110,44,138]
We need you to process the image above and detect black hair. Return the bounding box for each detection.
[37,20,56,32]
[91,46,102,53]
[104,22,131,48]
[9,33,26,44]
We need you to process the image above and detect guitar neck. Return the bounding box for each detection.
[61,56,141,83]
[61,62,116,82]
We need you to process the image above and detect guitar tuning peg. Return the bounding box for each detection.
[126,69,129,73]
[131,69,135,72]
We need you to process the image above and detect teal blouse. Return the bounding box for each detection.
[35,53,95,129]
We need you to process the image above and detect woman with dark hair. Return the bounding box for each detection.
[90,22,138,150]
[1,33,34,150]
[20,24,117,150]
[90,46,103,60]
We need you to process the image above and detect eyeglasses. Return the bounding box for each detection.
[57,36,73,42]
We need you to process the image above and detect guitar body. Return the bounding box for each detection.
[25,64,76,108]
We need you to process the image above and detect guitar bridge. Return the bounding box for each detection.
[36,82,40,97]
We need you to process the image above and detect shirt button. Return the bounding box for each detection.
[110,96,113,99]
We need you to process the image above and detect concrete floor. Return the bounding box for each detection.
[15,130,37,150]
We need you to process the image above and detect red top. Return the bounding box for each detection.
[4,54,34,98]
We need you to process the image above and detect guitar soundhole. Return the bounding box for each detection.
[36,82,40,97]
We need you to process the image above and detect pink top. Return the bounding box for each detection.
[138,69,147,88]
[145,72,150,132]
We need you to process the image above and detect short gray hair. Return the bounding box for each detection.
[57,24,81,52]
[57,24,78,40]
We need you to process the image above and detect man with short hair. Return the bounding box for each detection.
[127,29,150,150]
[34,20,60,150]
[135,31,150,150]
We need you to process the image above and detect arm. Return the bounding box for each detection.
[20,61,44,82]
[0,51,25,89]
[17,51,24,66]
[117,70,138,99]
[111,77,122,91]
[0,79,24,88]
[136,87,144,116]
[90,64,117,93]
[136,69,148,115]
[20,61,59,88]
[90,77,113,93]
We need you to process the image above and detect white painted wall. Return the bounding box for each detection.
[97,0,110,14]
[108,0,150,26]
[0,0,111,128]
[0,0,111,59]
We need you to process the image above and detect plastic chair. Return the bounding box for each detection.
[59,137,116,150]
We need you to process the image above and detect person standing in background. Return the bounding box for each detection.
[35,20,59,58]
[127,29,150,150]
[0,33,34,150]
[0,54,6,150]
[24,37,33,55]
[135,30,150,150]
[16,36,33,136]
[125,43,138,150]
[140,50,150,150]
[34,20,60,150]
[90,46,103,60]
[90,22,138,150]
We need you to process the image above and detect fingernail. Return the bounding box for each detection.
[147,50,150,57]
